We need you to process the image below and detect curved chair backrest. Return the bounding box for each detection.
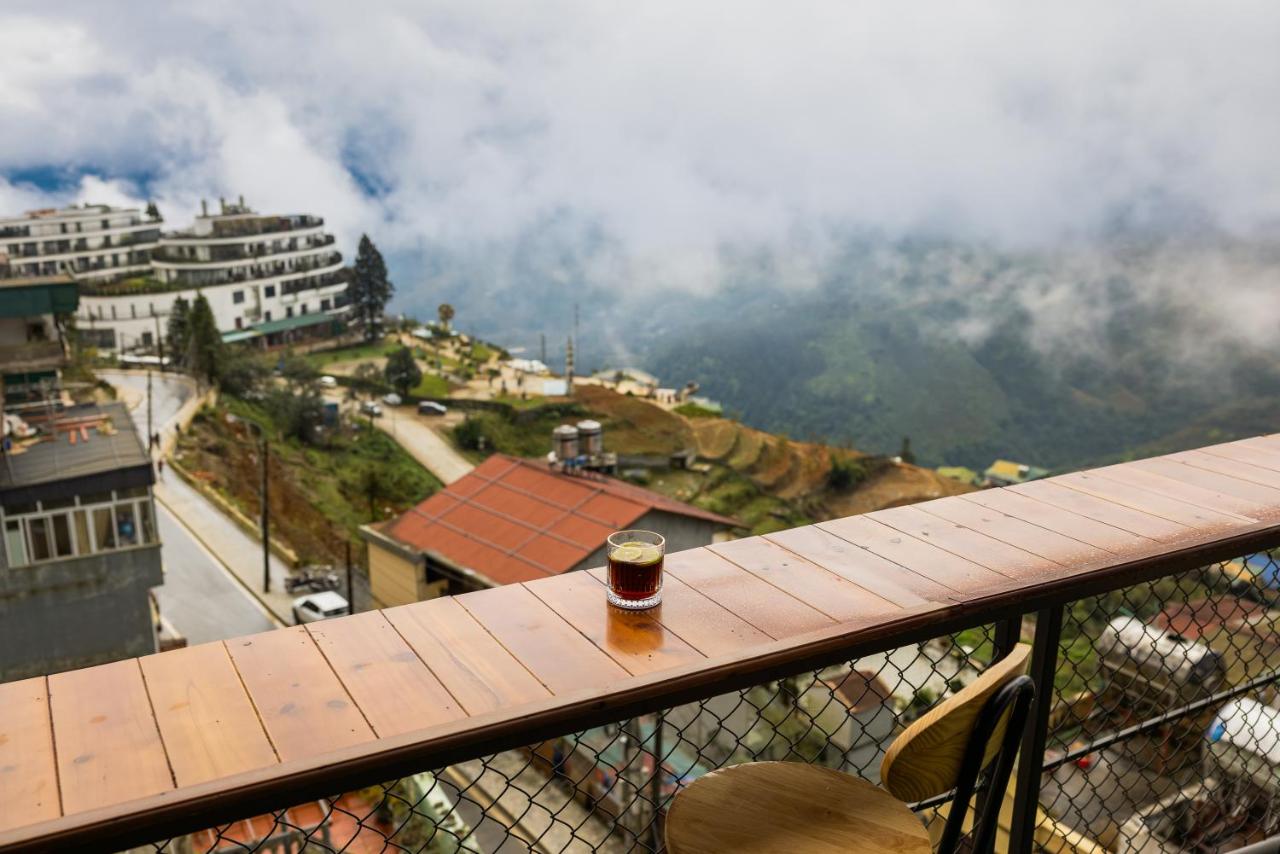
[880,643,1031,802]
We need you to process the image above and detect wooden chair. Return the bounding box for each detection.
[664,644,1035,854]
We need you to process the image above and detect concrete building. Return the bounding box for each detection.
[362,454,738,606]
[73,197,350,353]
[0,204,163,285]
[0,276,162,681]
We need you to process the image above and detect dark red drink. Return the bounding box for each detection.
[606,534,665,609]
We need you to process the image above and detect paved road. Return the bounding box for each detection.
[100,371,279,642]
[376,405,475,484]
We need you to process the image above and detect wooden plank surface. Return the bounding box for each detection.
[1172,450,1280,491]
[817,514,1007,593]
[1231,438,1280,469]
[225,626,374,762]
[961,487,1151,553]
[869,505,1060,577]
[916,495,1101,567]
[585,566,775,656]
[663,547,836,638]
[140,642,277,786]
[764,526,942,605]
[1012,480,1191,542]
[1128,457,1280,508]
[47,659,173,815]
[710,537,904,621]
[0,678,59,832]
[1053,471,1254,529]
[459,583,630,694]
[527,571,705,675]
[384,597,549,716]
[1094,461,1280,518]
[307,611,464,738]
[1198,440,1280,472]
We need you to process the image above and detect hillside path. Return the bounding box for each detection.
[374,405,475,484]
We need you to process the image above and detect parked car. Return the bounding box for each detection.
[382,392,403,406]
[292,591,350,625]
[418,401,448,416]
[360,401,383,417]
[319,375,338,388]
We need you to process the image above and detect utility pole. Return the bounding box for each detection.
[153,312,165,371]
[566,336,575,397]
[345,540,354,612]
[261,434,271,594]
[540,333,547,366]
[146,369,153,449]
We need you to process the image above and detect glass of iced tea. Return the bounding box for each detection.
[606,530,665,609]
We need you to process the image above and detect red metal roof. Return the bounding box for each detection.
[383,455,739,585]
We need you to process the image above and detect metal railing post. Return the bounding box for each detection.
[992,616,1023,661]
[1009,605,1062,852]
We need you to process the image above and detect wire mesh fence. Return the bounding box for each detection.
[1038,554,1280,853]
[138,551,1280,853]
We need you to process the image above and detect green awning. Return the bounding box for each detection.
[251,312,338,335]
[0,280,79,318]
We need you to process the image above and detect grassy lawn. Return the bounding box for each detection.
[413,374,451,398]
[305,338,398,368]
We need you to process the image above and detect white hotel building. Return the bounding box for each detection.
[0,204,163,285]
[74,198,351,352]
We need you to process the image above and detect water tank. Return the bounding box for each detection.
[1205,698,1280,795]
[552,424,579,462]
[577,420,603,457]
[1098,616,1225,704]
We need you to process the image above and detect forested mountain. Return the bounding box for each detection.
[406,234,1280,470]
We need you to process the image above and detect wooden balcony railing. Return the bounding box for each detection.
[4,436,1280,851]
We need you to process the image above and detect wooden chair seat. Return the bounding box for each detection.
[663,761,932,854]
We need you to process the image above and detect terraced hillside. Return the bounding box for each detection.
[460,384,976,535]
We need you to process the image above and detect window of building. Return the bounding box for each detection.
[235,317,243,330]
[264,285,276,298]
[264,310,272,322]
[321,299,331,311]
[233,290,245,305]
[300,303,308,315]
[111,305,117,320]
[1,490,159,568]
[286,306,294,318]
[130,303,137,319]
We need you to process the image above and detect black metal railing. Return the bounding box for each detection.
[62,547,1264,853]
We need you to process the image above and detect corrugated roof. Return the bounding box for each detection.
[382,454,739,586]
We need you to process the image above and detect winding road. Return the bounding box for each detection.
[99,371,280,642]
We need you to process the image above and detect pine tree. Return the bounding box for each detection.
[167,296,191,365]
[350,235,394,341]
[187,294,224,385]
[437,303,455,330]
[384,346,423,397]
[145,201,161,221]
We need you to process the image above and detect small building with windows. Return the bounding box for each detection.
[0,275,163,680]
[0,402,163,680]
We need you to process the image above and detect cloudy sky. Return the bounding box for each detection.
[3,2,1280,299]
